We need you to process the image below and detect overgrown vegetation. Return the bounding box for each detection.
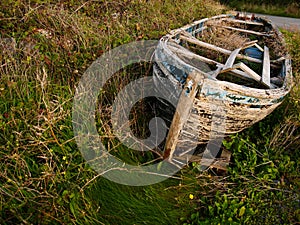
[0,0,299,224]
[220,0,300,18]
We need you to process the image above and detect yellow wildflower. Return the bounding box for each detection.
[189,194,194,200]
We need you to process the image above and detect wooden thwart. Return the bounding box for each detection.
[242,40,258,49]
[180,32,263,64]
[221,62,272,88]
[223,48,241,70]
[168,41,274,88]
[223,41,258,70]
[216,25,271,36]
[254,43,264,52]
[262,46,271,87]
[222,18,264,26]
[221,62,261,81]
[167,43,257,82]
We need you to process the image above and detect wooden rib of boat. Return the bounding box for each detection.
[153,14,293,163]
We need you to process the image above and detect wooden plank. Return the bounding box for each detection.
[227,68,253,80]
[272,56,285,63]
[216,25,271,36]
[262,46,271,87]
[180,33,263,64]
[226,62,273,88]
[168,42,223,67]
[173,148,231,171]
[210,66,223,78]
[221,62,262,83]
[167,41,274,87]
[223,48,241,70]
[167,43,257,81]
[239,62,263,82]
[222,18,264,26]
[163,72,203,160]
[254,43,264,52]
[242,40,258,49]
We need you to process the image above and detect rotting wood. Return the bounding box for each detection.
[254,43,264,52]
[223,48,241,70]
[241,40,258,49]
[262,46,271,87]
[211,65,223,78]
[168,42,223,66]
[220,62,273,88]
[170,37,281,67]
[173,148,231,171]
[222,18,264,26]
[163,71,204,160]
[215,25,271,36]
[168,43,260,82]
[220,62,261,80]
[180,32,263,64]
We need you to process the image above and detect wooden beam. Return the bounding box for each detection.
[221,62,273,88]
[168,42,223,67]
[262,46,271,87]
[163,72,203,160]
[227,69,253,80]
[216,25,271,36]
[221,62,262,82]
[242,40,258,49]
[223,48,241,70]
[167,43,258,82]
[254,43,264,52]
[180,32,263,64]
[222,18,264,26]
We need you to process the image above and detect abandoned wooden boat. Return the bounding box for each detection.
[153,14,293,162]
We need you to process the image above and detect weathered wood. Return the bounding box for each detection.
[210,65,223,78]
[216,25,271,36]
[164,72,204,160]
[242,40,258,49]
[262,46,271,88]
[227,69,253,80]
[272,56,286,63]
[168,42,222,67]
[223,48,241,70]
[180,33,263,64]
[254,43,264,52]
[222,18,264,26]
[168,43,259,82]
[221,62,261,81]
[173,148,231,171]
[238,63,262,82]
[221,62,272,88]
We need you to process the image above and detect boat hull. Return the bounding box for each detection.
[153,14,292,156]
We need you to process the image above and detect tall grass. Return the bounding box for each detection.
[0,1,226,224]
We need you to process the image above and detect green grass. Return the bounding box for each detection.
[0,0,299,224]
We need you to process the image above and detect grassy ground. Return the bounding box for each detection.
[0,0,299,224]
